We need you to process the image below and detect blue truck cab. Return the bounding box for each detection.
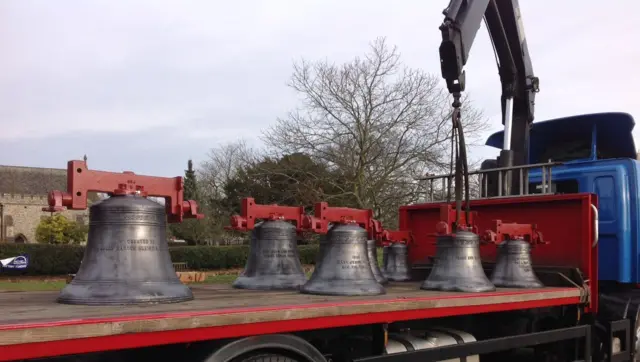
[485,112,639,284]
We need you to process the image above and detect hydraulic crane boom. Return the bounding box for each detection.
[439,0,540,194]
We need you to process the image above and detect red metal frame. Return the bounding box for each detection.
[301,202,383,239]
[378,230,412,246]
[481,220,547,245]
[227,197,306,231]
[42,160,203,223]
[0,288,580,361]
[399,193,599,312]
[435,204,478,235]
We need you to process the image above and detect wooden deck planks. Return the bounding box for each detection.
[0,282,584,346]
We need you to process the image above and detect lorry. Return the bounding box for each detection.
[0,0,634,361]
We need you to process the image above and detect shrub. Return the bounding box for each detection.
[35,214,88,244]
[0,243,320,276]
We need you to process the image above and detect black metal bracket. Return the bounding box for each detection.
[605,319,631,362]
[355,325,592,362]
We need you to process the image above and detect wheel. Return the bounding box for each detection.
[235,353,301,362]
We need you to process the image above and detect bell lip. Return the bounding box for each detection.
[56,281,194,305]
[373,275,389,284]
[420,282,497,293]
[56,294,194,306]
[231,275,308,291]
[300,281,386,296]
[421,275,497,292]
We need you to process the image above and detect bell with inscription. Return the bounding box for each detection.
[490,239,544,288]
[421,230,495,293]
[385,243,412,281]
[57,193,193,305]
[367,239,387,284]
[301,223,385,296]
[233,220,307,290]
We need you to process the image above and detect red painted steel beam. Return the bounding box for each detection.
[301,202,383,239]
[227,197,306,231]
[481,219,547,245]
[42,160,204,223]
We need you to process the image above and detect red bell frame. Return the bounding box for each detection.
[41,160,204,223]
[481,220,548,245]
[378,230,412,246]
[301,202,382,240]
[227,197,306,231]
[435,204,478,235]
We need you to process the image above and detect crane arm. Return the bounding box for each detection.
[438,0,540,192]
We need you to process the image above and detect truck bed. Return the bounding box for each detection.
[0,282,585,360]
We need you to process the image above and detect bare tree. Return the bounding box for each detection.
[199,140,257,202]
[262,37,489,227]
[197,140,257,242]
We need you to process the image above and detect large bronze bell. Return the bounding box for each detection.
[58,194,193,305]
[421,230,495,293]
[300,223,385,296]
[367,239,387,284]
[385,243,411,281]
[490,239,544,288]
[233,220,307,290]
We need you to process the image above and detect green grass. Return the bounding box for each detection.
[193,274,239,285]
[0,273,267,292]
[0,280,68,292]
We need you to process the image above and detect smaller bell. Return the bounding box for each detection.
[367,239,387,284]
[490,238,544,288]
[385,243,411,282]
[233,220,307,290]
[421,230,495,293]
[301,223,385,296]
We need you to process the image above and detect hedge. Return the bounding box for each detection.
[0,243,321,276]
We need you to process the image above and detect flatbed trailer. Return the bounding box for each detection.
[0,283,587,361]
[1,192,624,362]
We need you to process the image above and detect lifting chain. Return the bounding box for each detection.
[448,92,470,230]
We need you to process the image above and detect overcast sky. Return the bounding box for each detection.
[1,0,639,177]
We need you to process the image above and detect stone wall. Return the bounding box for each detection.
[0,193,88,244]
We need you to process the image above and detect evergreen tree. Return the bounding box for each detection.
[170,159,208,245]
[184,159,199,200]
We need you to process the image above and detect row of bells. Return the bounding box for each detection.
[57,194,543,305]
[233,221,543,295]
[233,221,413,296]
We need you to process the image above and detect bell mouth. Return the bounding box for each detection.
[56,280,194,306]
[300,279,386,296]
[232,274,307,291]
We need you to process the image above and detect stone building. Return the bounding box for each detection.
[0,165,91,243]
